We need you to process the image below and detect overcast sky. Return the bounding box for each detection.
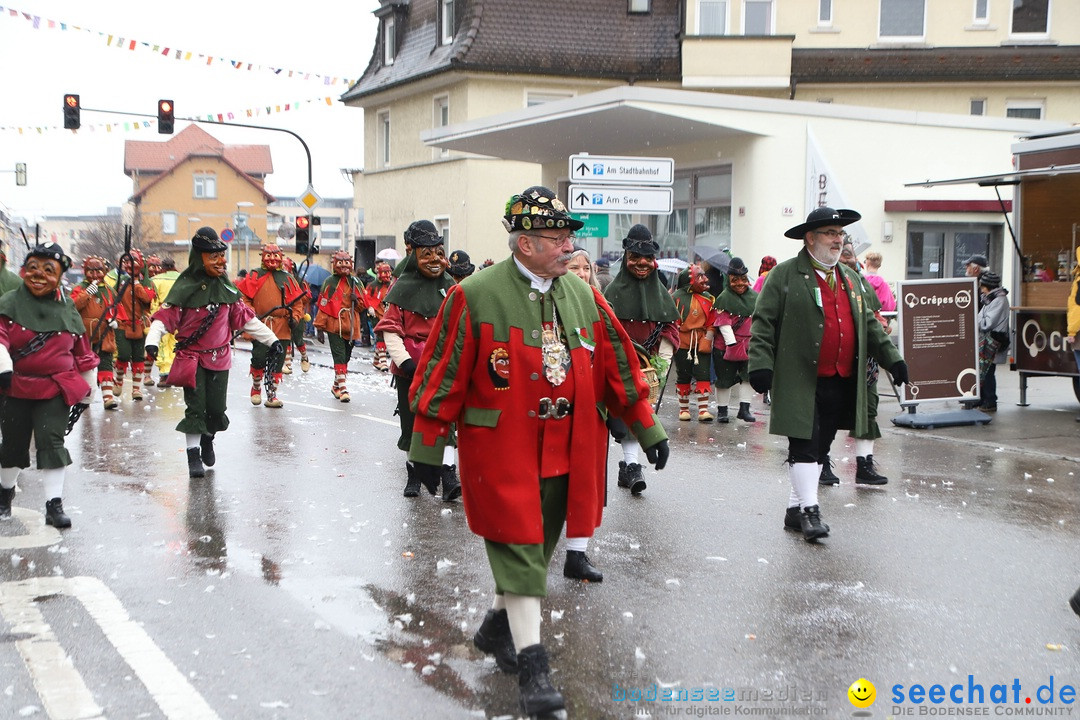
[0,0,379,222]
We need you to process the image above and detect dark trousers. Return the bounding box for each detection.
[1,395,71,469]
[115,335,145,364]
[251,340,288,374]
[787,375,856,464]
[673,348,712,385]
[395,376,415,452]
[329,334,355,365]
[980,364,998,407]
[178,366,230,436]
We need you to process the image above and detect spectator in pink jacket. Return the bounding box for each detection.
[862,252,897,312]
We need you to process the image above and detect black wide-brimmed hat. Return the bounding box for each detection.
[447,250,475,277]
[404,220,443,248]
[192,226,227,253]
[784,207,861,239]
[727,257,749,277]
[25,241,72,271]
[622,224,660,256]
[502,185,583,233]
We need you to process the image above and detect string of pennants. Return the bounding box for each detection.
[0,97,337,134]
[0,5,356,86]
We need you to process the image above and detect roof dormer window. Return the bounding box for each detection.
[383,14,396,65]
[440,0,455,45]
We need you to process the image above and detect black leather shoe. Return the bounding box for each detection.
[715,405,730,423]
[736,402,756,422]
[799,505,829,542]
[0,485,14,519]
[45,498,71,529]
[855,455,888,485]
[785,506,829,533]
[617,461,646,494]
[187,447,205,478]
[563,550,603,582]
[473,609,517,673]
[1070,587,1080,617]
[441,465,462,502]
[403,462,422,498]
[200,434,216,467]
[517,644,565,717]
[819,456,839,486]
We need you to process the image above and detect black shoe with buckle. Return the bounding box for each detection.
[473,609,517,673]
[618,461,647,495]
[799,505,829,542]
[45,498,71,529]
[855,455,888,485]
[200,434,216,468]
[563,550,603,582]
[517,644,565,717]
[819,455,839,486]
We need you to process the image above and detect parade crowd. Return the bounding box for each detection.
[2,190,1076,718]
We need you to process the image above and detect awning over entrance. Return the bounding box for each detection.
[905,163,1080,188]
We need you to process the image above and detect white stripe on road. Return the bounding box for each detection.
[0,507,62,549]
[350,413,399,427]
[281,400,344,413]
[0,576,220,720]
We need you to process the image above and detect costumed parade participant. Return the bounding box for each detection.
[0,242,97,528]
[113,249,156,401]
[141,255,165,386]
[71,255,120,409]
[149,257,180,387]
[374,220,460,501]
[0,245,22,296]
[603,224,679,495]
[748,208,906,542]
[447,250,476,283]
[281,257,312,375]
[313,251,365,402]
[670,263,716,422]
[711,257,758,424]
[145,228,281,478]
[364,260,394,372]
[236,244,305,409]
[408,186,669,716]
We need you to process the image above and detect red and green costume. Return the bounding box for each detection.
[314,273,366,399]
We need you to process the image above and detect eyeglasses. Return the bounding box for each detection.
[531,233,576,244]
[814,229,845,239]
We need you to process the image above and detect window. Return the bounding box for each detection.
[161,211,178,235]
[818,0,832,26]
[970,98,986,116]
[879,0,925,40]
[433,95,450,159]
[973,0,989,24]
[1010,0,1049,36]
[193,174,216,199]
[698,0,727,34]
[435,217,450,248]
[377,110,391,168]
[629,0,651,12]
[654,167,732,258]
[439,0,455,44]
[743,0,773,34]
[383,15,396,65]
[1005,100,1044,120]
[526,91,574,107]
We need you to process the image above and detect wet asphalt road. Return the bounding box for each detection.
[0,341,1078,720]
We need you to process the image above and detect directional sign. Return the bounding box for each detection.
[569,155,674,186]
[568,185,674,215]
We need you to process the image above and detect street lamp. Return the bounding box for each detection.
[236,201,254,271]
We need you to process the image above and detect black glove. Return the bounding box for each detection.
[144,345,158,362]
[605,416,628,442]
[0,371,10,390]
[413,462,441,496]
[287,316,297,330]
[643,439,669,471]
[890,360,909,386]
[748,369,773,394]
[398,358,417,380]
[269,340,284,356]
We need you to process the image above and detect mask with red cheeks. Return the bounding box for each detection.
[376,263,392,284]
[83,260,106,284]
[201,251,227,278]
[689,265,709,293]
[332,252,353,277]
[260,246,284,271]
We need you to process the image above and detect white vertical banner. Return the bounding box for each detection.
[805,126,869,249]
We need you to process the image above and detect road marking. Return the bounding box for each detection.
[285,400,344,413]
[351,413,398,427]
[0,576,220,720]
[0,507,62,550]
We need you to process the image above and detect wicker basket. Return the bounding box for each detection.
[636,347,661,404]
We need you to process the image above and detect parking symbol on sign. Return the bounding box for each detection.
[591,193,603,205]
[593,164,605,176]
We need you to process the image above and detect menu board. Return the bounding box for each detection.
[897,278,980,403]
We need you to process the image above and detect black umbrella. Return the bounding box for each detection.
[689,245,730,273]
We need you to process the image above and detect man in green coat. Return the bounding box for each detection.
[748,207,907,542]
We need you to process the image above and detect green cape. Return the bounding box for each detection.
[163,246,241,308]
[712,285,757,316]
[0,283,85,334]
[383,252,455,318]
[603,256,679,322]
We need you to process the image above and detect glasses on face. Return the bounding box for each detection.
[814,229,845,239]
[532,233,576,245]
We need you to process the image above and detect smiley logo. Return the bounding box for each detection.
[848,678,876,708]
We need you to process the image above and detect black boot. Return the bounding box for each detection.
[403,461,422,498]
[563,550,603,582]
[441,465,462,502]
[819,455,839,486]
[517,644,565,717]
[473,609,517,673]
[1070,587,1080,617]
[617,461,646,495]
[0,485,14,519]
[736,402,756,422]
[715,405,730,424]
[200,434,216,467]
[187,447,205,478]
[799,505,829,541]
[45,498,71,529]
[855,455,888,485]
[785,506,829,533]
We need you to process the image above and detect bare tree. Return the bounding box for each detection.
[73,211,158,267]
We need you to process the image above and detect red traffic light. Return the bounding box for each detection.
[63,93,81,130]
[295,216,310,230]
[157,99,175,134]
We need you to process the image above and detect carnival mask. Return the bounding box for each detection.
[22,257,63,298]
[416,245,446,279]
[201,251,227,278]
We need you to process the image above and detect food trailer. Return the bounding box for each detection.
[910,128,1080,405]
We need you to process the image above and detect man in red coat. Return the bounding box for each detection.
[407,186,669,717]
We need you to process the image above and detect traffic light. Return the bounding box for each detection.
[14,163,26,187]
[157,99,174,134]
[311,216,321,254]
[295,216,310,254]
[63,94,80,130]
